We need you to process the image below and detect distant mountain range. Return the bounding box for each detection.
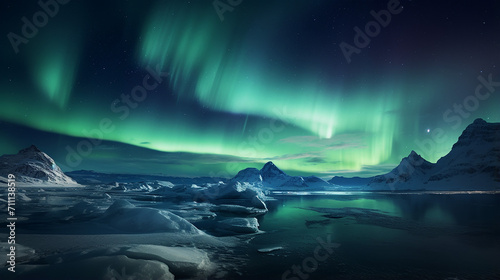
[372,118,499,190]
[328,176,370,186]
[230,118,500,191]
[1,118,499,190]
[65,170,224,185]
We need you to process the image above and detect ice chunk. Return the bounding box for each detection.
[17,192,32,202]
[28,244,212,280]
[257,246,283,253]
[212,204,268,215]
[45,201,101,221]
[0,243,36,264]
[200,182,269,213]
[217,217,260,234]
[125,245,213,279]
[17,255,174,280]
[99,200,202,234]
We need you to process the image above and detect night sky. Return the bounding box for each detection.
[0,0,499,178]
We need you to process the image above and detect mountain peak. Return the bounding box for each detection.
[262,161,276,168]
[403,150,428,165]
[408,150,419,158]
[453,118,499,149]
[261,161,285,174]
[463,118,489,133]
[0,145,78,186]
[230,161,312,188]
[260,161,287,182]
[472,118,487,125]
[19,145,42,154]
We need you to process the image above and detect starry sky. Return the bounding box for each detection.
[0,0,499,178]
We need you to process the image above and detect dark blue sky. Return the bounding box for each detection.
[0,0,499,178]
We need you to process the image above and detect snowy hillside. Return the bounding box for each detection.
[229,119,498,191]
[368,118,500,190]
[369,150,434,190]
[0,145,80,187]
[426,118,500,189]
[66,169,224,185]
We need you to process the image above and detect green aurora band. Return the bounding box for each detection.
[1,0,499,177]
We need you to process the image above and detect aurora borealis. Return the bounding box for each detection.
[0,0,499,178]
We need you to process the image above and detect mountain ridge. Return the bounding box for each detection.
[230,118,499,190]
[2,118,498,190]
[0,145,80,186]
[368,118,500,190]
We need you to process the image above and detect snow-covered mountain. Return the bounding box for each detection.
[303,176,333,188]
[260,161,308,188]
[4,118,496,191]
[231,167,262,184]
[426,118,500,188]
[368,118,500,190]
[0,145,79,186]
[369,150,434,190]
[232,119,498,191]
[230,161,330,189]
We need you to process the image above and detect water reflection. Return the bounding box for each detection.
[248,193,500,279]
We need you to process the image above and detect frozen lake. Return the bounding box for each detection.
[244,192,500,279]
[1,187,499,279]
